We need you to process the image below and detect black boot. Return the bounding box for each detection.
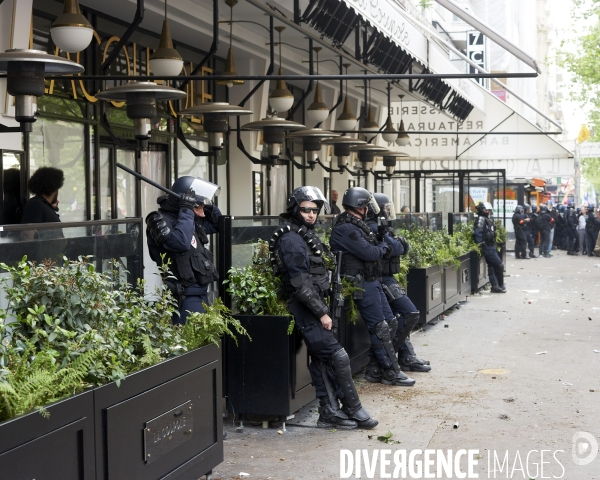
[490,286,506,293]
[364,359,383,383]
[400,354,432,372]
[340,400,378,430]
[381,368,416,387]
[317,401,357,429]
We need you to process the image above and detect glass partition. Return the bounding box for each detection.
[0,219,143,293]
[448,212,475,235]
[392,212,443,232]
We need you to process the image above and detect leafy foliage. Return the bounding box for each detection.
[0,255,238,421]
[224,240,290,317]
[181,298,249,349]
[494,220,508,248]
[340,277,364,324]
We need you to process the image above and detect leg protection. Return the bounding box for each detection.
[330,350,377,429]
[388,315,399,344]
[495,265,504,288]
[316,360,340,411]
[400,339,431,372]
[393,311,420,351]
[375,321,400,372]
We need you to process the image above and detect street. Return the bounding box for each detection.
[214,249,600,480]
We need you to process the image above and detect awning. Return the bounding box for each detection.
[381,84,575,178]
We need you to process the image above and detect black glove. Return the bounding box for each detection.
[179,188,197,210]
[382,243,393,260]
[203,203,218,224]
[398,236,410,255]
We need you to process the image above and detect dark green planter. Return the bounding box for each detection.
[407,264,444,325]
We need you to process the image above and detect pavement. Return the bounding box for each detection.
[212,249,600,480]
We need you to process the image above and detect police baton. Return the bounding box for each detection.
[116,162,182,200]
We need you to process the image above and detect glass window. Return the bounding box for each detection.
[116,149,136,218]
[30,118,87,222]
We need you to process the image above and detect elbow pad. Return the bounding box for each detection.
[291,273,329,318]
[146,212,171,246]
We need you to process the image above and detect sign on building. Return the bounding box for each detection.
[579,142,600,158]
[467,30,488,89]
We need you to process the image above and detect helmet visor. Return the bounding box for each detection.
[380,201,396,219]
[368,194,380,215]
[189,178,221,205]
[293,186,331,214]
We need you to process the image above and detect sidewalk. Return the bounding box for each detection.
[213,250,600,480]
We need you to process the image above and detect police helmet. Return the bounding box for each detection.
[371,193,396,220]
[342,187,380,214]
[540,204,548,213]
[284,186,330,215]
[524,203,531,213]
[171,176,220,206]
[514,205,524,214]
[475,202,493,216]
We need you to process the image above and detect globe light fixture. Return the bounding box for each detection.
[381,83,398,144]
[0,49,84,130]
[96,82,186,149]
[242,116,305,160]
[306,47,329,125]
[321,136,366,169]
[287,128,339,167]
[336,63,357,131]
[150,0,184,77]
[50,0,94,53]
[216,0,244,87]
[179,102,253,150]
[268,26,294,114]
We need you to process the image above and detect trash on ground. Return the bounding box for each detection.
[277,430,284,435]
[523,290,540,293]
[563,382,573,386]
[453,422,459,429]
[535,351,548,355]
[594,350,600,353]
[240,473,250,477]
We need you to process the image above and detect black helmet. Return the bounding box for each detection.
[475,201,493,216]
[343,187,379,220]
[281,186,330,227]
[373,193,396,220]
[171,176,220,205]
[524,203,531,213]
[540,204,548,213]
[514,205,524,214]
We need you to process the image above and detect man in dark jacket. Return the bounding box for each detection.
[330,189,342,215]
[330,187,416,387]
[366,193,431,373]
[474,202,506,293]
[585,205,599,256]
[146,176,221,324]
[512,205,529,259]
[566,206,579,255]
[270,186,377,430]
[20,166,65,241]
[537,204,554,258]
[523,204,537,258]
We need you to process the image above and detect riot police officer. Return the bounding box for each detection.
[523,204,537,258]
[585,204,599,256]
[330,187,416,387]
[512,205,529,259]
[566,206,579,255]
[146,176,221,324]
[270,186,377,429]
[537,204,554,258]
[366,193,431,373]
[474,202,506,293]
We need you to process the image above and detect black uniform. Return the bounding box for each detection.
[585,208,599,256]
[566,208,578,254]
[474,205,505,292]
[512,211,528,259]
[270,187,377,430]
[330,188,415,387]
[146,196,220,324]
[537,209,554,257]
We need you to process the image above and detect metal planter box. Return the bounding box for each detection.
[470,251,489,292]
[458,253,472,297]
[0,391,95,480]
[407,264,444,325]
[226,315,315,418]
[336,308,372,375]
[93,344,223,480]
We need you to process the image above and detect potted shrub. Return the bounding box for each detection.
[451,222,484,297]
[0,256,243,480]
[223,241,315,421]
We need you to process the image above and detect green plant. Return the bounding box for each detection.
[180,298,249,349]
[494,219,508,248]
[224,241,290,317]
[341,277,364,324]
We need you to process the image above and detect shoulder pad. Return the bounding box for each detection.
[146,211,171,246]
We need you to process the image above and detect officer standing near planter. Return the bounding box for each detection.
[365,193,431,373]
[474,202,506,293]
[566,206,579,255]
[537,204,554,258]
[270,186,378,430]
[523,204,537,258]
[330,187,416,387]
[146,176,221,324]
[512,205,530,259]
[585,205,599,256]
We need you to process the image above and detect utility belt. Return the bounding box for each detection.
[341,253,382,282]
[382,255,400,276]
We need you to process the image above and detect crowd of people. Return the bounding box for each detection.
[512,203,600,259]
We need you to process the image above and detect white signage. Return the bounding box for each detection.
[579,142,600,158]
[343,0,428,64]
[493,199,518,217]
[466,30,488,89]
[469,187,489,204]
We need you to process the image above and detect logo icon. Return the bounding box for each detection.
[572,432,599,466]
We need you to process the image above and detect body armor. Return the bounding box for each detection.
[334,212,382,281]
[147,211,219,287]
[476,216,496,246]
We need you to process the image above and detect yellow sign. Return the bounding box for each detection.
[577,124,590,144]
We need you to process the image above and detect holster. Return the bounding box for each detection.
[165,279,185,308]
[382,282,406,302]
